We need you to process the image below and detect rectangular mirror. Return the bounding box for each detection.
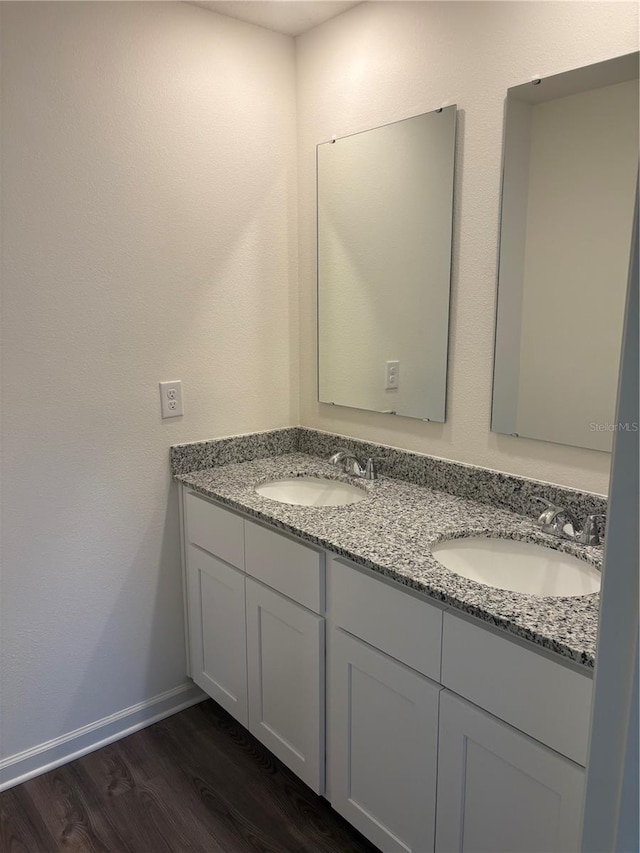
[317,105,456,421]
[492,53,638,451]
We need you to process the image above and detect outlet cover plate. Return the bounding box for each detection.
[159,380,183,418]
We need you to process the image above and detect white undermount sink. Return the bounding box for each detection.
[431,536,601,597]
[255,476,367,507]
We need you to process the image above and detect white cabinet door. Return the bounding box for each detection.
[328,626,441,853]
[186,544,248,725]
[436,690,585,853]
[245,579,324,793]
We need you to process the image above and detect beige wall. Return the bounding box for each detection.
[296,0,638,494]
[0,2,297,760]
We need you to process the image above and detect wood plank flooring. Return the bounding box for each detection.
[0,699,379,853]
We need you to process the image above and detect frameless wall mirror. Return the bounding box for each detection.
[492,52,638,452]
[317,105,456,421]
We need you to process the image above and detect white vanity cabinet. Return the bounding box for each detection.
[327,557,444,853]
[325,557,591,853]
[182,490,325,793]
[180,486,593,853]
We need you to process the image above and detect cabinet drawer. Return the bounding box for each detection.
[244,520,324,613]
[185,492,244,569]
[441,612,593,765]
[328,557,443,681]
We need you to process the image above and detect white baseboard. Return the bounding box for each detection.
[0,681,206,792]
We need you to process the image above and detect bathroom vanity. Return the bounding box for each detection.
[173,431,603,853]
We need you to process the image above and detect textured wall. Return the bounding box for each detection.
[296,0,638,494]
[0,1,297,760]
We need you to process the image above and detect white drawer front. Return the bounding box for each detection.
[328,557,443,681]
[244,520,324,613]
[441,612,593,765]
[185,492,244,569]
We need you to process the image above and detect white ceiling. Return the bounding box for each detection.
[189,1,362,37]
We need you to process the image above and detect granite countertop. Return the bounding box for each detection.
[177,452,601,669]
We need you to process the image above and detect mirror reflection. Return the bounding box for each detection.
[317,106,456,421]
[492,53,638,451]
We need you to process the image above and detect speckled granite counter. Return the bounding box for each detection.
[176,451,602,670]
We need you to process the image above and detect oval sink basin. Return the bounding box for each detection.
[431,537,600,597]
[255,477,366,507]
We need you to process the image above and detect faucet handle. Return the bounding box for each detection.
[535,500,581,538]
[551,505,582,537]
[329,449,347,466]
[576,514,606,546]
[532,496,558,526]
[329,449,377,480]
[364,457,378,480]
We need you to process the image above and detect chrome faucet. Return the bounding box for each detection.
[329,450,378,480]
[533,498,605,545]
[576,514,606,546]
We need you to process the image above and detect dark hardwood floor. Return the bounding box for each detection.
[0,699,379,853]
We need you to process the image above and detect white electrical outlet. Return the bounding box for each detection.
[159,380,183,418]
[385,361,400,390]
